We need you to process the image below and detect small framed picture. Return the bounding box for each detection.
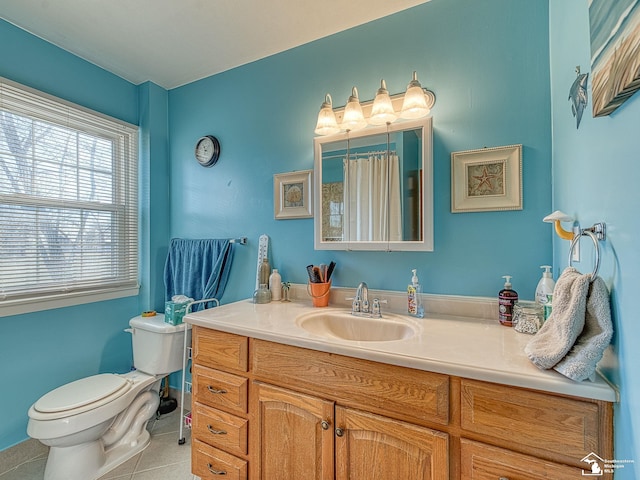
[451,144,522,213]
[274,170,313,219]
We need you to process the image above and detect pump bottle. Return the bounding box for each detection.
[498,275,518,327]
[535,266,555,320]
[408,269,424,318]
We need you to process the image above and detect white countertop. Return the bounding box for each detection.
[185,288,617,402]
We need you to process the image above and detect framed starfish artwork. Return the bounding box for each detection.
[451,144,522,213]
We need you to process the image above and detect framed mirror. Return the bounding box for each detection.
[313,117,433,251]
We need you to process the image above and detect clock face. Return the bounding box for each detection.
[195,135,220,167]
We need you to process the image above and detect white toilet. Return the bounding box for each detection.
[27,313,190,480]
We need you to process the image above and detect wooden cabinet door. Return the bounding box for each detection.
[254,382,334,480]
[460,439,588,480]
[335,406,448,480]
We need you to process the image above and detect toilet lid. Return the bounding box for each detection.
[34,373,131,413]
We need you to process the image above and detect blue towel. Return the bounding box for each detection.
[164,238,234,310]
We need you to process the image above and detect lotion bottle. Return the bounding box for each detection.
[498,275,518,327]
[269,269,282,301]
[535,265,555,307]
[407,269,424,318]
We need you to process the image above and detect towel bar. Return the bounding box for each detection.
[568,222,605,282]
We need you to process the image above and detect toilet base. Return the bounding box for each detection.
[43,430,152,480]
[42,389,159,480]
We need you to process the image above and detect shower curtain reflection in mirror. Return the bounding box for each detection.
[345,153,401,242]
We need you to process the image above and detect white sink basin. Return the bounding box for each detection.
[296,310,418,342]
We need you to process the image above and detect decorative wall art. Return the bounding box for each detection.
[569,66,589,129]
[451,144,522,213]
[589,0,640,116]
[274,170,313,219]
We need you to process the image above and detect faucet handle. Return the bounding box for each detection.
[371,298,388,318]
[347,296,361,312]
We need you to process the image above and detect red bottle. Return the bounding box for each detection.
[498,275,518,327]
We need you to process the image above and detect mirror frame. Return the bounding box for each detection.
[313,117,433,251]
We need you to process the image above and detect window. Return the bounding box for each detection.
[0,78,139,316]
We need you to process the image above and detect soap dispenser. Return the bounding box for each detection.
[407,269,424,318]
[535,266,555,320]
[498,275,518,327]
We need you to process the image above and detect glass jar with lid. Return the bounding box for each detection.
[513,301,543,334]
[253,284,272,304]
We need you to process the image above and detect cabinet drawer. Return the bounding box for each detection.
[193,364,248,415]
[252,339,449,425]
[460,379,600,465]
[192,439,247,480]
[193,402,248,456]
[460,439,586,480]
[193,326,248,372]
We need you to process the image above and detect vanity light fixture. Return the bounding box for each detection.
[340,87,367,132]
[400,71,431,119]
[314,94,340,136]
[369,79,397,125]
[314,71,435,135]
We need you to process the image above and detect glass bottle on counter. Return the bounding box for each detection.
[259,257,271,287]
[253,284,272,304]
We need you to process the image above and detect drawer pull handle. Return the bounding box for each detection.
[207,425,227,435]
[499,477,510,480]
[335,427,345,437]
[321,420,331,430]
[207,386,227,394]
[207,463,227,475]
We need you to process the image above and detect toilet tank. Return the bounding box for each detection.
[128,314,191,375]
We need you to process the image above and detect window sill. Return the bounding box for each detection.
[0,286,140,317]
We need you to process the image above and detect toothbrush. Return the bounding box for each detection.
[326,261,336,281]
[306,264,316,283]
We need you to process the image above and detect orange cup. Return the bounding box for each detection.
[308,281,331,307]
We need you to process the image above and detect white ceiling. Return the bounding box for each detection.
[1,0,431,90]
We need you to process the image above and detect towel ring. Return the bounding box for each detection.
[568,229,600,282]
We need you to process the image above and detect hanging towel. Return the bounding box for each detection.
[553,275,613,381]
[524,267,590,370]
[164,238,234,311]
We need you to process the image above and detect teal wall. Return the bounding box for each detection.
[168,0,552,303]
[0,20,170,449]
[3,1,635,470]
[550,1,640,477]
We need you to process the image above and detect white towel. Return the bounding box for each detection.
[553,275,613,381]
[524,267,590,369]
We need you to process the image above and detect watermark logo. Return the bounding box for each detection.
[581,453,604,476]
[581,452,635,476]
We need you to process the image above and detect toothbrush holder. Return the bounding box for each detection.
[307,280,332,307]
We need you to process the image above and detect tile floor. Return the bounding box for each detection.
[0,408,198,480]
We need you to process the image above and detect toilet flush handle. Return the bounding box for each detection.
[124,328,133,334]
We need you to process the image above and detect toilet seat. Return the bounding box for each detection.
[33,373,132,418]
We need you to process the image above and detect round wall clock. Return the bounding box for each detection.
[194,135,220,167]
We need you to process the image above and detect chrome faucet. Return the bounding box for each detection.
[348,282,386,318]
[354,282,369,314]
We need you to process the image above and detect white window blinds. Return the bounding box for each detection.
[0,78,139,314]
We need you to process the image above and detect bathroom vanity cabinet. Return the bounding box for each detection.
[190,325,613,480]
